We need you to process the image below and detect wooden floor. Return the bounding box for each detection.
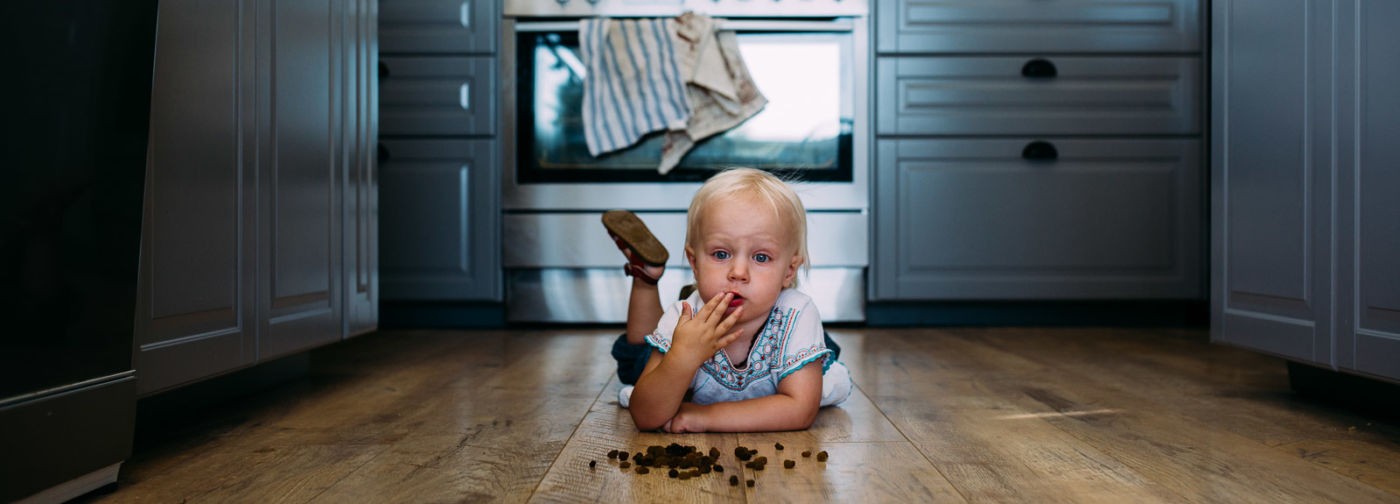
[87,327,1400,503]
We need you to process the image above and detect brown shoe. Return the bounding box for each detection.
[602,210,669,266]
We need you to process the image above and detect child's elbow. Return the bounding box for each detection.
[789,402,820,430]
[630,409,666,432]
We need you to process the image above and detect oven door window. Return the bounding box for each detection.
[518,30,853,183]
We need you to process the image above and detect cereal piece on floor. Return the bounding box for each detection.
[784,459,795,469]
[817,450,829,462]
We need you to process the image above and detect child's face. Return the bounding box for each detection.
[685,193,802,327]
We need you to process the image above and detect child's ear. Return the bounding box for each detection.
[784,254,804,288]
[685,246,697,270]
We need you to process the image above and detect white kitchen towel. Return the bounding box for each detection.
[580,18,691,157]
[658,19,767,175]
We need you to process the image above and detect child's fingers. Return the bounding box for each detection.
[696,291,724,322]
[699,292,731,324]
[716,304,743,334]
[673,302,693,332]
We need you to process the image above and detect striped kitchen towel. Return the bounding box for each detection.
[579,18,691,157]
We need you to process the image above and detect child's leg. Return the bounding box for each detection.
[625,273,664,344]
[603,210,669,385]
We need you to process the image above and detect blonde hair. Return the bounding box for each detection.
[686,168,810,287]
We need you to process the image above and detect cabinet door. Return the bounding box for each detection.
[135,0,257,396]
[1341,0,1400,380]
[876,0,1201,54]
[344,0,379,337]
[380,0,497,54]
[257,0,343,360]
[379,139,501,301]
[1210,0,1335,364]
[877,56,1200,136]
[874,138,1201,300]
[380,56,497,136]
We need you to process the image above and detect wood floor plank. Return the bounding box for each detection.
[100,429,387,503]
[920,328,1400,503]
[529,385,746,503]
[733,439,967,503]
[843,329,1185,503]
[86,327,1400,503]
[307,434,555,503]
[970,327,1400,499]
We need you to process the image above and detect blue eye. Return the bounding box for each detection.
[754,253,771,263]
[713,250,730,260]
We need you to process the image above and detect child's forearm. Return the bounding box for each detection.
[685,393,819,432]
[629,354,698,430]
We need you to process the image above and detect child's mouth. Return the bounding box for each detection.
[728,293,745,307]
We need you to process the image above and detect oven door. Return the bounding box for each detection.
[503,18,868,211]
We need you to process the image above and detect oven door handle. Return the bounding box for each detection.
[513,18,854,33]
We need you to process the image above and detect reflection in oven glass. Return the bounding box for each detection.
[523,32,852,181]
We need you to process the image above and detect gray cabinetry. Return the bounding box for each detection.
[380,140,500,300]
[380,0,498,54]
[379,0,501,303]
[136,0,258,393]
[346,0,380,336]
[871,0,1205,301]
[876,0,1201,53]
[258,0,343,360]
[137,0,378,395]
[380,56,497,136]
[1346,2,1400,379]
[876,139,1200,299]
[876,56,1200,136]
[1212,0,1400,384]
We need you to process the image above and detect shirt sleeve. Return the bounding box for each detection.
[774,294,834,381]
[644,298,690,354]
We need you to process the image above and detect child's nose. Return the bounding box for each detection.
[728,259,749,281]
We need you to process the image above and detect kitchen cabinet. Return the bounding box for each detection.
[1212,0,1400,383]
[876,0,1200,53]
[378,0,501,303]
[136,0,378,395]
[871,0,1206,301]
[876,139,1201,299]
[379,139,500,301]
[379,0,498,54]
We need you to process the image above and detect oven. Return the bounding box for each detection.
[501,0,870,323]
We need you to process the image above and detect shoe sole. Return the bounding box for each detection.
[602,210,670,266]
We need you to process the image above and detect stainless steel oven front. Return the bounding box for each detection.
[501,0,870,323]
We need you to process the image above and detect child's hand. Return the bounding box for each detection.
[662,403,707,433]
[668,292,743,369]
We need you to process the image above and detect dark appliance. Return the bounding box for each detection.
[0,1,158,501]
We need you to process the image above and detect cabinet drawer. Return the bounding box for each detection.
[877,56,1199,135]
[877,0,1201,53]
[380,0,497,54]
[379,139,500,301]
[380,56,496,136]
[873,138,1202,300]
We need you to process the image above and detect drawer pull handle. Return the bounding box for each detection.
[1021,141,1058,161]
[460,82,471,111]
[460,1,471,28]
[378,143,391,163]
[1021,58,1057,79]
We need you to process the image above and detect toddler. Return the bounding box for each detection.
[604,168,852,433]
